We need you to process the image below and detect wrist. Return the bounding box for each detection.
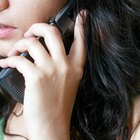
[29,120,70,140]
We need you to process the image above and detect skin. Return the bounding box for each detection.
[129,96,140,140]
[0,0,139,140]
[0,0,86,140]
[0,0,67,57]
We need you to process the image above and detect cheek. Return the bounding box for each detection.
[17,12,50,33]
[0,0,67,57]
[0,40,16,56]
[0,32,24,57]
[12,0,67,33]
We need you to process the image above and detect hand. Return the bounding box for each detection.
[0,12,86,140]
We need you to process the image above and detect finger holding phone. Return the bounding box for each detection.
[0,4,86,140]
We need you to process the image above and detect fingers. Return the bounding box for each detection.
[0,56,36,78]
[8,37,51,66]
[69,11,86,69]
[0,10,86,80]
[24,23,66,60]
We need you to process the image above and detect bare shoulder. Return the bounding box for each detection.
[130,96,140,140]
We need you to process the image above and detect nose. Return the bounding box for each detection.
[0,0,9,11]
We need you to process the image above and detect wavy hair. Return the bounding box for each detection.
[0,0,140,140]
[71,0,140,140]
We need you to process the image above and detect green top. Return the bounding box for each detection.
[0,117,4,140]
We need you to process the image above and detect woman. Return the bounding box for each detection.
[0,0,140,140]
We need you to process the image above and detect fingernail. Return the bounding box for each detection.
[77,10,87,25]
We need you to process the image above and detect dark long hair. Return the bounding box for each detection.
[0,0,140,140]
[71,0,140,140]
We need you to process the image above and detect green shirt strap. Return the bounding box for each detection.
[0,117,5,140]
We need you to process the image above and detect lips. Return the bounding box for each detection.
[0,23,16,39]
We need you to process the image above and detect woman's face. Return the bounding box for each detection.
[0,0,67,57]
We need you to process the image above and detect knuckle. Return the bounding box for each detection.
[30,23,38,29]
[59,64,84,82]
[47,68,56,77]
[76,67,84,80]
[28,37,38,42]
[60,63,70,75]
[30,23,44,31]
[27,37,38,46]
[26,37,39,50]
[33,71,44,83]
[48,25,60,35]
[43,65,56,77]
[15,38,26,47]
[17,56,26,62]
[33,68,56,83]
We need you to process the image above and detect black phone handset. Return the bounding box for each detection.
[0,0,76,103]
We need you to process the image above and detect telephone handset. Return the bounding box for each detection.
[0,0,76,103]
